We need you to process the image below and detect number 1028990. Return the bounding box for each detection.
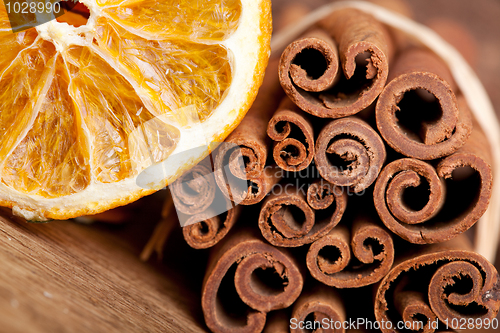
[4,1,62,15]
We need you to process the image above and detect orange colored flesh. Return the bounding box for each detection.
[0,0,241,198]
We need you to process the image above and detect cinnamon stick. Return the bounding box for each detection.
[168,153,242,249]
[170,157,216,215]
[376,48,472,160]
[306,179,344,210]
[279,8,393,118]
[373,117,492,244]
[201,228,304,333]
[258,181,347,247]
[374,236,500,332]
[214,59,283,205]
[290,283,346,333]
[315,117,386,193]
[279,28,339,94]
[182,201,241,250]
[267,97,315,172]
[393,291,436,333]
[306,214,394,288]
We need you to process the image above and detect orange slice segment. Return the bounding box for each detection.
[2,55,91,198]
[94,17,232,122]
[102,0,241,40]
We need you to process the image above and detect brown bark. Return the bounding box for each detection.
[169,158,216,215]
[168,155,241,250]
[201,228,304,333]
[279,8,393,118]
[374,236,500,333]
[258,181,347,247]
[393,291,437,333]
[315,116,386,192]
[306,179,344,210]
[373,117,492,244]
[214,59,283,205]
[290,284,346,333]
[182,203,241,250]
[376,49,472,160]
[306,214,394,288]
[267,97,315,172]
[279,28,339,93]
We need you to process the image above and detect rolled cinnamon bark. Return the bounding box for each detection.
[376,48,472,160]
[182,202,241,250]
[306,179,344,210]
[214,59,283,205]
[315,117,386,193]
[290,283,346,333]
[373,118,492,244]
[258,181,347,247]
[393,291,437,333]
[202,229,304,333]
[279,8,392,118]
[279,28,339,94]
[170,158,216,215]
[267,97,315,172]
[374,236,500,333]
[306,215,394,288]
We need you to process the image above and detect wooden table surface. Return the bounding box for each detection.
[1,1,499,332]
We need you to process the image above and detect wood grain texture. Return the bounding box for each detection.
[0,209,206,333]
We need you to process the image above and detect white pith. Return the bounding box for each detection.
[0,0,268,220]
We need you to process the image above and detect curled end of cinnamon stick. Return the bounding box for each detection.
[279,8,392,118]
[259,180,348,247]
[306,179,343,210]
[258,188,316,247]
[214,143,281,205]
[291,284,346,333]
[376,50,472,160]
[182,204,241,249]
[394,291,437,333]
[281,29,340,93]
[375,246,500,333]
[170,160,216,215]
[374,126,492,244]
[316,8,392,117]
[306,218,394,288]
[267,97,315,172]
[202,231,303,333]
[315,117,386,192]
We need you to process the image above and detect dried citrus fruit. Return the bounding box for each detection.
[0,0,271,221]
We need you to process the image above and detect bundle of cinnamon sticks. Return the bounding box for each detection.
[155,1,500,332]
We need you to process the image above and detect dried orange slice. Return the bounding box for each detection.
[0,0,271,220]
